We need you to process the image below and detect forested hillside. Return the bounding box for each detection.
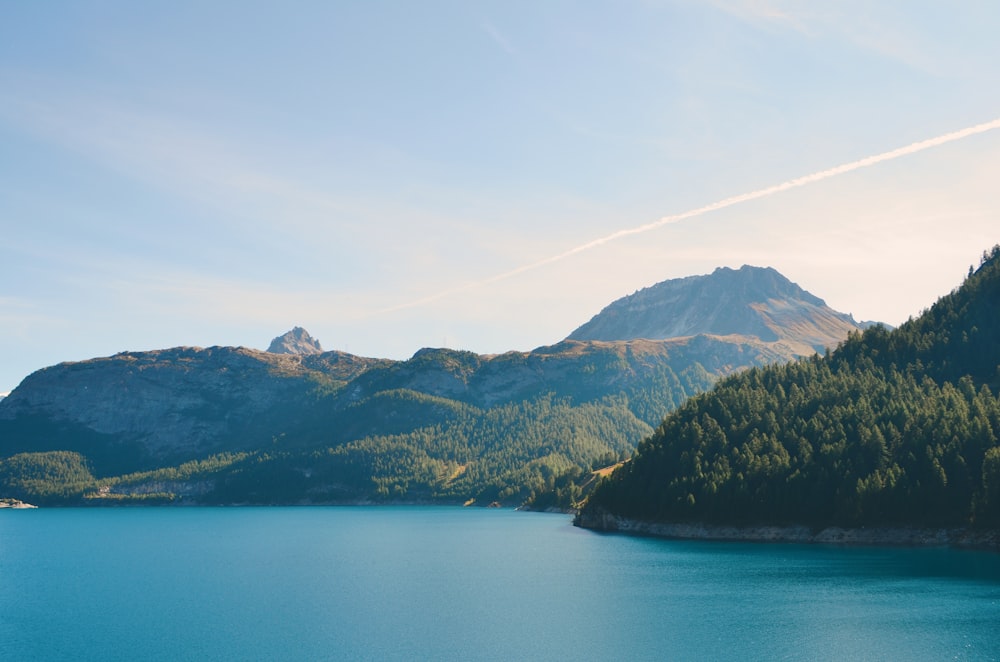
[579,246,1000,530]
[0,266,869,507]
[0,342,712,506]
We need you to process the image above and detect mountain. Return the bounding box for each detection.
[568,265,862,355]
[267,327,324,354]
[0,267,869,507]
[0,346,387,474]
[577,245,1000,536]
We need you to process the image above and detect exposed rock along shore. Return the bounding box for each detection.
[574,510,1000,551]
[0,498,37,509]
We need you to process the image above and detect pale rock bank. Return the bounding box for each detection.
[0,498,37,509]
[574,510,1000,551]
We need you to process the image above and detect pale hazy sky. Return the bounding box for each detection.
[3,1,1000,393]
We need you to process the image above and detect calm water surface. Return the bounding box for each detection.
[2,507,999,661]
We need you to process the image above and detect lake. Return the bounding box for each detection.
[2,507,999,661]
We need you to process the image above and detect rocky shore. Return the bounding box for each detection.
[0,498,37,509]
[574,509,1000,551]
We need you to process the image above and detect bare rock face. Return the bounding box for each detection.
[0,347,378,470]
[267,327,324,355]
[567,265,867,355]
[0,347,327,461]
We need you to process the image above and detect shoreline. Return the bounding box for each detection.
[574,510,1000,552]
[0,498,37,509]
[8,497,511,509]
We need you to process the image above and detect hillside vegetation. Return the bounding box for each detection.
[0,344,712,506]
[579,246,1000,529]
[0,267,869,507]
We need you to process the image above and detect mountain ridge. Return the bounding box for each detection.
[568,265,862,355]
[577,245,1000,536]
[0,265,872,506]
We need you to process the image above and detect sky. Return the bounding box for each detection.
[3,1,1000,394]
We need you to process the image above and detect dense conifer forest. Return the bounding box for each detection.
[580,246,1000,529]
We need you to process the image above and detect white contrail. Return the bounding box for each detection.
[379,117,1000,314]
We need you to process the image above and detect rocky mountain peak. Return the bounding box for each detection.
[267,327,324,355]
[566,265,864,354]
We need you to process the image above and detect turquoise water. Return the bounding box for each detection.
[2,507,999,661]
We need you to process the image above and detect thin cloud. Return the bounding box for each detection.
[707,2,947,75]
[481,20,519,58]
[706,0,808,32]
[0,75,367,233]
[379,116,1000,314]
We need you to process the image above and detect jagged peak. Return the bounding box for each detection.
[267,327,324,355]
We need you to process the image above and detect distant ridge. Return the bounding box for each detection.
[567,265,866,354]
[267,327,324,355]
[0,265,871,508]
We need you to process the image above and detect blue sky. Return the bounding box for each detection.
[3,1,1000,393]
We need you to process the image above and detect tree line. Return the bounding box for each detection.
[582,245,1000,529]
